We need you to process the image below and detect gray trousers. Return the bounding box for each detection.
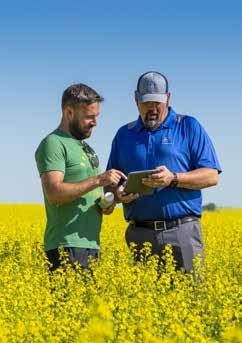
[125,220,204,272]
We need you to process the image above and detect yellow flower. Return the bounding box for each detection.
[0,205,240,342]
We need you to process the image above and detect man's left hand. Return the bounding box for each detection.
[142,166,174,188]
[101,201,116,215]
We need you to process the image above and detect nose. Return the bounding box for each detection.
[91,118,97,126]
[147,102,158,112]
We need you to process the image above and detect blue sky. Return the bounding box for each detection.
[0,0,242,206]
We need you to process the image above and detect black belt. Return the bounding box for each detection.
[130,216,199,231]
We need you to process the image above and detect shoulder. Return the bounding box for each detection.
[127,120,138,130]
[175,113,198,124]
[113,120,138,140]
[35,131,65,158]
[175,113,203,130]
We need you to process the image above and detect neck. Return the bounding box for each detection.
[58,119,70,135]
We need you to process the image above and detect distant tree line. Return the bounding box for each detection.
[202,203,217,211]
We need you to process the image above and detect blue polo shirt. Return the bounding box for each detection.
[107,107,221,220]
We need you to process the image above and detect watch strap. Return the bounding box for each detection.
[170,172,179,188]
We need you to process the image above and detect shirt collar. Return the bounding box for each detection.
[134,107,177,133]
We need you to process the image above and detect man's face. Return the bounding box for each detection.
[68,102,100,140]
[137,97,170,130]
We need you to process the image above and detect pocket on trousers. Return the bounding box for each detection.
[190,222,204,250]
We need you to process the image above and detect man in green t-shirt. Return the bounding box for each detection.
[35,83,126,271]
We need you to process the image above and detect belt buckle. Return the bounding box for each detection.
[154,220,166,231]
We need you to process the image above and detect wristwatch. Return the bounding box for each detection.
[169,172,179,188]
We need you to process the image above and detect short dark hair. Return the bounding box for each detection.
[61,83,104,111]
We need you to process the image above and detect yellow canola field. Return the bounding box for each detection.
[0,205,241,343]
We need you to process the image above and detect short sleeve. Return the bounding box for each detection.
[106,135,120,171]
[188,117,222,173]
[35,135,65,176]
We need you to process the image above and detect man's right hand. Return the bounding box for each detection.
[97,169,127,187]
[116,184,139,203]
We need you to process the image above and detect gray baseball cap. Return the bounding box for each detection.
[135,71,169,103]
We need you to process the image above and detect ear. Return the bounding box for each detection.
[166,92,171,107]
[64,105,74,121]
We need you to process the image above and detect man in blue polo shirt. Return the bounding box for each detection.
[107,71,221,272]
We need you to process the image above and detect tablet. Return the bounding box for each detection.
[124,169,157,195]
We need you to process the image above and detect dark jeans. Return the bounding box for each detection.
[46,247,99,271]
[125,219,204,272]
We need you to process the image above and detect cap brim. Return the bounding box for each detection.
[138,93,167,103]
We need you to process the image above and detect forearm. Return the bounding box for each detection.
[45,176,100,205]
[176,168,218,190]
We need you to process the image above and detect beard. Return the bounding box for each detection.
[143,111,162,130]
[69,119,93,140]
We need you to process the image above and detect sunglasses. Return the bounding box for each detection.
[81,141,99,169]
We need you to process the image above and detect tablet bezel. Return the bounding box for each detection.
[124,169,157,195]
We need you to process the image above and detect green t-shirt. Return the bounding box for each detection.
[35,129,103,251]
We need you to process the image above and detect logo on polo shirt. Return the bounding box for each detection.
[80,154,87,167]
